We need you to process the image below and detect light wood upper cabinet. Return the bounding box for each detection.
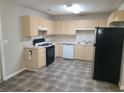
[37,17,49,27]
[47,20,55,35]
[22,15,54,36]
[107,12,115,26]
[107,10,124,26]
[54,21,76,35]
[22,16,39,37]
[22,15,108,36]
[38,18,55,35]
[114,10,124,22]
[54,21,64,35]
[98,19,107,27]
[74,20,98,28]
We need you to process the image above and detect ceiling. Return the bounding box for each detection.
[7,0,124,16]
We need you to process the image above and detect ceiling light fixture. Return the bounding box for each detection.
[64,4,81,14]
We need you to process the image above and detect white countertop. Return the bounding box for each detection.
[23,42,93,49]
[24,42,56,49]
[24,44,45,49]
[54,42,93,46]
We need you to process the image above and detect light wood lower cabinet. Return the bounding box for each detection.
[55,43,63,57]
[24,48,46,71]
[84,46,94,61]
[74,45,94,61]
[74,45,85,60]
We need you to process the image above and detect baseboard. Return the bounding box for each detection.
[119,82,124,90]
[119,85,124,90]
[3,68,26,81]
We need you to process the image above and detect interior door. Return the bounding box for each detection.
[0,16,2,81]
[0,51,2,81]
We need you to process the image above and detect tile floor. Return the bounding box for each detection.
[0,58,122,92]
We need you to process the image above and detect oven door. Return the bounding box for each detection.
[46,45,55,67]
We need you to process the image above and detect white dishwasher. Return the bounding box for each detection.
[63,44,74,59]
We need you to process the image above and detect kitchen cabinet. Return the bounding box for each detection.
[39,18,49,29]
[55,43,63,57]
[98,19,107,27]
[84,45,94,61]
[107,10,124,26]
[54,21,63,34]
[54,21,76,35]
[22,15,51,36]
[74,20,98,28]
[74,44,85,60]
[47,20,55,35]
[22,16,38,37]
[36,17,49,27]
[107,12,115,26]
[114,10,124,22]
[24,48,46,71]
[74,44,94,61]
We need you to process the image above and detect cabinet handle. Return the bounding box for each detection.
[29,50,32,55]
[28,50,32,61]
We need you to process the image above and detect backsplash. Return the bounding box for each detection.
[45,30,95,43]
[24,30,95,44]
[48,35,76,43]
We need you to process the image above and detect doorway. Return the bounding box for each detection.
[0,51,2,82]
[0,16,3,81]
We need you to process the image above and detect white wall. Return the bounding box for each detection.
[117,2,124,90]
[1,0,50,80]
[0,0,2,80]
[118,2,124,10]
[52,13,110,21]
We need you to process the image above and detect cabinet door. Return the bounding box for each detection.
[22,16,38,37]
[107,12,115,26]
[114,10,124,21]
[74,45,85,60]
[24,48,38,70]
[75,20,98,28]
[55,21,76,35]
[37,48,46,68]
[55,44,63,57]
[84,46,94,61]
[98,19,107,27]
[55,21,64,34]
[55,44,59,57]
[47,20,55,35]
[62,21,76,35]
[30,17,39,36]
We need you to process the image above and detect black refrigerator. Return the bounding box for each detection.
[93,27,124,84]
